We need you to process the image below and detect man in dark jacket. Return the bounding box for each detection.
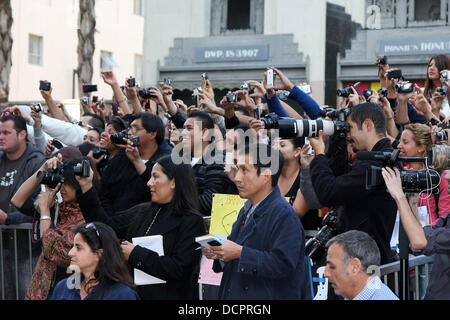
[180,111,237,216]
[203,144,305,300]
[0,114,46,299]
[309,103,397,265]
[99,113,172,215]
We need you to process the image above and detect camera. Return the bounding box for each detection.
[80,97,90,106]
[279,90,290,100]
[201,73,208,80]
[396,83,414,94]
[305,210,341,264]
[110,129,129,145]
[262,113,349,139]
[92,147,109,161]
[363,89,375,100]
[130,136,141,147]
[37,165,65,189]
[437,86,448,96]
[82,84,98,93]
[164,78,172,86]
[435,131,448,143]
[226,93,239,103]
[388,69,403,80]
[378,88,388,100]
[357,150,440,193]
[240,82,249,91]
[127,78,136,87]
[51,139,64,149]
[39,81,51,91]
[441,70,449,82]
[139,87,157,100]
[32,103,43,113]
[73,160,90,178]
[377,55,388,65]
[337,82,360,98]
[317,108,348,122]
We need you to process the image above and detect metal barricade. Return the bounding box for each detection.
[379,254,435,300]
[0,223,34,300]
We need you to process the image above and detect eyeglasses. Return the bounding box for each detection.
[85,223,102,246]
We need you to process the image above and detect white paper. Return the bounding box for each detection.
[132,235,166,285]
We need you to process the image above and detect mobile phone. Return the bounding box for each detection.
[82,84,98,93]
[267,69,274,88]
[112,103,119,116]
[51,139,64,149]
[207,239,223,247]
[304,138,314,155]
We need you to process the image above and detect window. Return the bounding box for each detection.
[414,0,441,21]
[29,35,43,66]
[100,51,118,71]
[135,54,143,85]
[227,0,250,30]
[133,0,144,16]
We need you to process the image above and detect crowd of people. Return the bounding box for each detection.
[0,53,449,301]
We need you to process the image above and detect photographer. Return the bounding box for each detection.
[382,167,450,299]
[309,103,397,264]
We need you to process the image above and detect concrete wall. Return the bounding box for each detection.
[9,0,144,102]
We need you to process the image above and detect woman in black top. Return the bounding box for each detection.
[74,155,206,300]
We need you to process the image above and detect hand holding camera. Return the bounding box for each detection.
[39,80,53,100]
[347,86,361,108]
[381,167,406,201]
[125,137,142,164]
[247,80,266,101]
[74,161,94,194]
[308,130,326,156]
[201,77,215,101]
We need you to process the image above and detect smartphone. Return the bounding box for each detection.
[82,84,98,93]
[112,103,119,116]
[51,139,64,149]
[207,239,223,247]
[304,138,314,155]
[267,69,274,88]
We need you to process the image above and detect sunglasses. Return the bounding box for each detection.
[85,223,102,246]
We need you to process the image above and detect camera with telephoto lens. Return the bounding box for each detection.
[226,93,239,103]
[357,150,440,193]
[262,113,350,139]
[139,87,158,100]
[110,129,129,145]
[435,131,448,143]
[305,209,341,264]
[377,55,388,65]
[337,82,360,98]
[378,88,388,100]
[396,83,414,94]
[37,165,65,189]
[32,103,43,113]
[73,160,90,178]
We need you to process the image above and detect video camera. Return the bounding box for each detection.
[357,150,441,193]
[262,113,350,139]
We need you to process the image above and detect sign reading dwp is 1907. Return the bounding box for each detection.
[195,45,270,63]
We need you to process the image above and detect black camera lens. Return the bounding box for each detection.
[37,165,65,189]
[92,147,109,160]
[73,160,90,178]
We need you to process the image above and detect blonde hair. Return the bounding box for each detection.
[404,124,433,156]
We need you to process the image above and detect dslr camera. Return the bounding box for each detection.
[110,129,130,145]
[37,165,65,189]
[378,88,388,100]
[357,150,440,193]
[74,160,90,178]
[262,113,350,139]
[92,147,109,161]
[337,82,360,98]
[139,87,158,100]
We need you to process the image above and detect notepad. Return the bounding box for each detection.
[132,235,166,285]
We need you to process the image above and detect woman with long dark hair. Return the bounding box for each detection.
[74,155,206,300]
[50,222,139,300]
[423,55,450,118]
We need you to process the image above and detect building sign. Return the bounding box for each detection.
[195,45,270,63]
[380,38,450,56]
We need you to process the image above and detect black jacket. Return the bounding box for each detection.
[310,138,397,264]
[99,141,172,215]
[76,188,206,300]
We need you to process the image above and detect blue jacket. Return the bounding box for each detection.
[213,186,305,300]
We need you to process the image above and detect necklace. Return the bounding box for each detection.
[145,208,162,235]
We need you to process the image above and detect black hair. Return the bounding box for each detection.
[88,127,103,137]
[132,113,165,146]
[234,106,251,117]
[1,114,27,139]
[188,111,215,130]
[73,222,135,295]
[240,143,284,188]
[347,102,387,137]
[63,157,100,193]
[83,113,105,130]
[107,117,127,133]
